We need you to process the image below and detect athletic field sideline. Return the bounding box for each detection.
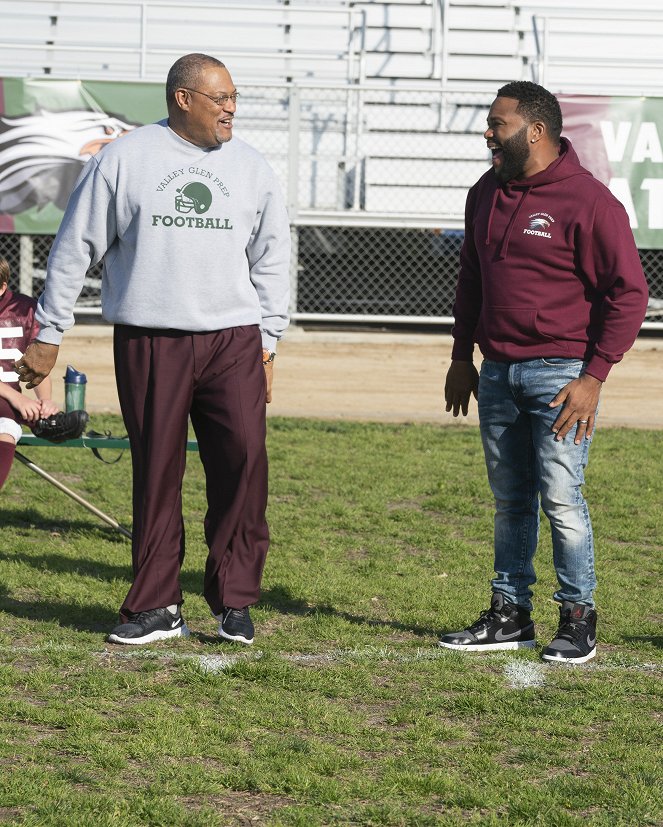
[56,325,663,430]
[1,414,661,826]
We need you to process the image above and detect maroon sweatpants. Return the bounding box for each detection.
[113,324,269,622]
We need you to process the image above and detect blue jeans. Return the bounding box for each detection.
[478,359,597,611]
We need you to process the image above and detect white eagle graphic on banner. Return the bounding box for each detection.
[0,110,134,214]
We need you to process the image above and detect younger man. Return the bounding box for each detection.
[440,82,648,663]
[0,255,87,488]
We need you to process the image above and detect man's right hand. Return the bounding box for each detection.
[13,341,59,389]
[444,360,479,417]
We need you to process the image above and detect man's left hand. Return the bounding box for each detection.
[549,373,603,444]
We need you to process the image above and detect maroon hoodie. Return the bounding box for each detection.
[451,138,649,382]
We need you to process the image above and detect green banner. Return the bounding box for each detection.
[2,82,663,249]
[0,76,165,234]
[559,95,663,249]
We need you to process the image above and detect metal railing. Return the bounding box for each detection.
[0,0,368,85]
[531,11,663,95]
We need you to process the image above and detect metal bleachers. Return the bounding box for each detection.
[0,0,512,89]
[0,0,367,84]
[0,0,462,87]
[358,0,442,82]
[516,0,663,96]
[442,0,519,89]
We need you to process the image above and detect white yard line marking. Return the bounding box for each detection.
[2,644,661,682]
[504,660,547,689]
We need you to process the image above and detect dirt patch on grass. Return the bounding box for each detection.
[180,790,297,824]
[56,327,663,430]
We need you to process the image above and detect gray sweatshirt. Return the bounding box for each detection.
[36,120,290,350]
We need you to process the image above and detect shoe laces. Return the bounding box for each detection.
[467,607,502,633]
[554,614,585,643]
[129,608,173,623]
[224,607,248,620]
[125,610,154,625]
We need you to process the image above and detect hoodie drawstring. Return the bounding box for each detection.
[486,186,533,261]
[485,188,499,248]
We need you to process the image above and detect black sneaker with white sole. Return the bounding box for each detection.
[216,606,254,645]
[542,602,597,664]
[438,592,536,651]
[107,606,189,645]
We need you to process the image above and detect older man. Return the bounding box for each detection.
[15,53,291,646]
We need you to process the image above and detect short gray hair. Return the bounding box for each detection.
[166,53,226,106]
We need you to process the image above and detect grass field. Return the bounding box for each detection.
[1,415,661,826]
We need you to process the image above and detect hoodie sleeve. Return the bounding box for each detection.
[451,183,483,361]
[36,157,116,345]
[579,198,649,382]
[246,164,291,352]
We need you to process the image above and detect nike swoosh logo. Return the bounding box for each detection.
[587,635,596,647]
[494,628,525,642]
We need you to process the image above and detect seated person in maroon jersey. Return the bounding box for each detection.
[0,256,87,489]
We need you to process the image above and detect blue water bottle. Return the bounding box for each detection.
[64,365,87,412]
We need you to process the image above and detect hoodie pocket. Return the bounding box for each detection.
[480,306,563,350]
[483,307,549,344]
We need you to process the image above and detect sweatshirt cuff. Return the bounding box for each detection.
[451,340,474,361]
[261,333,277,352]
[584,356,612,383]
[36,325,65,347]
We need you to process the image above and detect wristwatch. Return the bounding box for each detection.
[262,349,275,365]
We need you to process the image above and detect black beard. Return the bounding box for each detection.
[495,124,530,183]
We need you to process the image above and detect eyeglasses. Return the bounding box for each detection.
[181,87,239,106]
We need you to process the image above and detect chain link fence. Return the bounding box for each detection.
[296,226,462,319]
[639,250,663,324]
[2,228,661,327]
[1,83,662,327]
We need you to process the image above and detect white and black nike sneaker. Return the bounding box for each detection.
[542,602,597,664]
[107,605,189,645]
[438,593,536,651]
[215,606,254,645]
